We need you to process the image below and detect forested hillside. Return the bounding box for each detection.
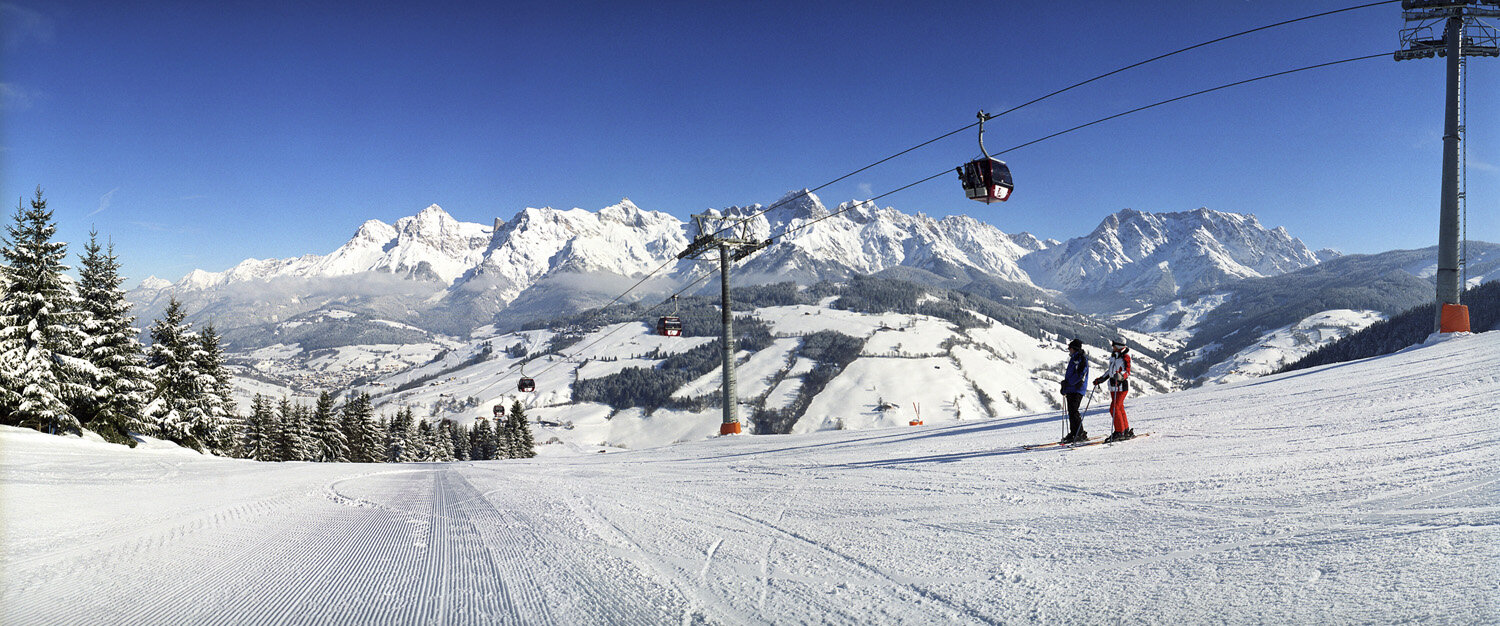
[1165,248,1473,379]
[1282,281,1500,373]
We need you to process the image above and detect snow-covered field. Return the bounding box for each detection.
[349,304,1177,452]
[4,332,1497,624]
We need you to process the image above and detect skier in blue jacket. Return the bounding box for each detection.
[1059,338,1090,443]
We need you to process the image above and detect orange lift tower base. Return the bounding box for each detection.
[1440,303,1471,333]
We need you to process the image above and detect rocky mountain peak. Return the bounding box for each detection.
[352,219,397,243]
[767,190,829,220]
[1018,207,1322,312]
[396,204,461,236]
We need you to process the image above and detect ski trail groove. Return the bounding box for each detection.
[700,537,724,583]
[441,468,556,624]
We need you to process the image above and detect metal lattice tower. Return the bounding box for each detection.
[677,213,769,435]
[1396,0,1500,331]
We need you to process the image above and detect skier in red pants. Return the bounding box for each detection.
[1093,338,1134,442]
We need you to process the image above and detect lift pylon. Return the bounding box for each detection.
[677,213,770,434]
[1396,0,1500,332]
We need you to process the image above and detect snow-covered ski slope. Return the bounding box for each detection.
[4,332,1497,624]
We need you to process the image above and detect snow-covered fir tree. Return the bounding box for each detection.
[192,324,236,453]
[437,419,460,461]
[146,298,209,447]
[415,419,435,461]
[470,417,496,461]
[239,394,276,461]
[274,397,307,462]
[387,406,416,463]
[447,419,470,461]
[369,415,390,462]
[309,391,348,462]
[504,399,536,459]
[398,409,422,463]
[0,188,94,435]
[340,392,382,463]
[75,231,154,445]
[467,420,484,460]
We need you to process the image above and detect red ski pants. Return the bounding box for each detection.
[1109,391,1129,433]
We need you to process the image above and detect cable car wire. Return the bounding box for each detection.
[465,267,721,403]
[770,51,1393,244]
[990,52,1392,158]
[525,271,721,383]
[720,0,1398,229]
[987,0,1400,122]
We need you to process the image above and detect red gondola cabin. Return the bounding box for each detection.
[657,316,682,337]
[958,157,1013,203]
[517,377,535,393]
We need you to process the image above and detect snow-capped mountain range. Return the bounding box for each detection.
[164,200,682,302]
[134,192,1320,325]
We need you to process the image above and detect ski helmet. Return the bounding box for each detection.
[1110,337,1127,348]
[1068,338,1083,351]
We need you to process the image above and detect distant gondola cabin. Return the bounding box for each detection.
[517,377,535,393]
[657,316,682,337]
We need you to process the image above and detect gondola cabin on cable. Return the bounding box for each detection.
[657,295,682,337]
[957,110,1013,204]
[657,316,682,337]
[959,158,1012,203]
[517,377,535,393]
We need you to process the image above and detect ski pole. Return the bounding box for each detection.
[1061,394,1068,440]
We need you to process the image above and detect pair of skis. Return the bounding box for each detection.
[1021,432,1150,451]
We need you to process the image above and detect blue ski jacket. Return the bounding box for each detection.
[1061,351,1090,395]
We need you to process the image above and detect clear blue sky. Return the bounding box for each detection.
[2,0,1496,286]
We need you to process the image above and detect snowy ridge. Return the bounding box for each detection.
[155,193,1053,304]
[4,330,1495,623]
[728,192,1044,284]
[469,200,689,304]
[130,197,1350,402]
[1020,208,1320,311]
[174,205,493,288]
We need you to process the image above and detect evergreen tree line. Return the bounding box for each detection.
[570,316,774,411]
[239,393,535,462]
[0,188,235,450]
[816,275,1144,360]
[753,330,866,434]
